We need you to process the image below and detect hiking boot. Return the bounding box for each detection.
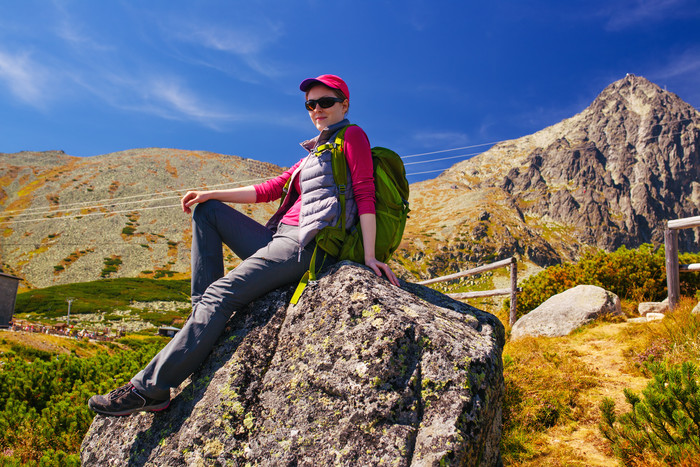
[88,382,170,416]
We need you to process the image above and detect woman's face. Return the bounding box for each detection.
[306,85,348,132]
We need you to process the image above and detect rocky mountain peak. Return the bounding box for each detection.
[400,75,699,276]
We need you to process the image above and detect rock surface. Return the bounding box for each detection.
[81,262,506,466]
[638,298,669,316]
[511,285,622,339]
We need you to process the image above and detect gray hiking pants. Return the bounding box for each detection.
[131,200,331,400]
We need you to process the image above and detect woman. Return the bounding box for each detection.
[88,74,399,416]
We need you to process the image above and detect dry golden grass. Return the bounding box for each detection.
[0,329,113,358]
[499,297,700,465]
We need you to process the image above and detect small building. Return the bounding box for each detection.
[0,272,22,328]
[158,325,180,338]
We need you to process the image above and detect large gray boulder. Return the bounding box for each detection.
[511,284,622,339]
[81,262,505,466]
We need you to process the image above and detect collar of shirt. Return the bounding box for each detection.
[300,119,350,152]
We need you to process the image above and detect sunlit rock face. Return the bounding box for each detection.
[81,262,506,466]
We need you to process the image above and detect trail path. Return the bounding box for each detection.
[524,321,651,465]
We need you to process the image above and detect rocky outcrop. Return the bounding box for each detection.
[80,262,506,466]
[511,285,623,339]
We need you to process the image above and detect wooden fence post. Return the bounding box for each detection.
[509,258,517,326]
[665,227,680,311]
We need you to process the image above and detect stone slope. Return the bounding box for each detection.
[400,74,700,278]
[80,263,505,466]
[0,148,283,288]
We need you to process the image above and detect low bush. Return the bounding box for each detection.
[15,278,190,317]
[0,340,166,465]
[599,361,700,465]
[510,245,700,320]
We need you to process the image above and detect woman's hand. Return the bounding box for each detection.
[358,213,400,287]
[181,191,211,214]
[181,186,258,214]
[365,257,401,287]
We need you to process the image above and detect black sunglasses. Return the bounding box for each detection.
[305,96,344,111]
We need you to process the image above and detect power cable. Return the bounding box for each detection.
[2,176,270,215]
[2,203,182,224]
[403,152,481,166]
[401,141,501,159]
[1,121,696,223]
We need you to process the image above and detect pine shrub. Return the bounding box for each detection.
[0,341,165,465]
[599,361,700,465]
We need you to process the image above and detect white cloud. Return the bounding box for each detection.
[182,26,279,56]
[603,0,699,30]
[653,48,700,80]
[68,68,241,128]
[0,49,48,107]
[146,79,237,125]
[162,16,286,80]
[647,47,700,108]
[411,131,472,148]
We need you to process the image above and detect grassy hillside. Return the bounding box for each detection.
[14,277,191,333]
[16,277,190,316]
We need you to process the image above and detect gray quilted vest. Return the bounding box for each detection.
[266,120,358,256]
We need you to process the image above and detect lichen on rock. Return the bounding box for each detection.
[81,262,505,466]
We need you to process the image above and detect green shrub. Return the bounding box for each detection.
[599,361,700,465]
[100,256,123,278]
[121,226,136,236]
[510,245,700,320]
[0,341,165,465]
[8,344,53,362]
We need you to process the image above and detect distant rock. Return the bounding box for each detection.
[638,298,669,316]
[81,262,506,466]
[511,285,622,339]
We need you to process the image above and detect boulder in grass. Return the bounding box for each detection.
[511,284,622,339]
[638,298,669,316]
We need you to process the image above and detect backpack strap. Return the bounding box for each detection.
[290,125,353,304]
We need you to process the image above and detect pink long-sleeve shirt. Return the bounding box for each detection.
[254,125,375,225]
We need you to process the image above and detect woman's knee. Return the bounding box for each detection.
[192,199,226,223]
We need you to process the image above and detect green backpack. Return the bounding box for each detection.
[290,125,410,304]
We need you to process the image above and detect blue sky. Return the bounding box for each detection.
[1,0,699,182]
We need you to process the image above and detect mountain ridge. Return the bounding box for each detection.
[2,75,699,288]
[0,148,284,288]
[396,74,700,279]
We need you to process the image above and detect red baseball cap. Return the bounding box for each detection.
[299,74,349,99]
